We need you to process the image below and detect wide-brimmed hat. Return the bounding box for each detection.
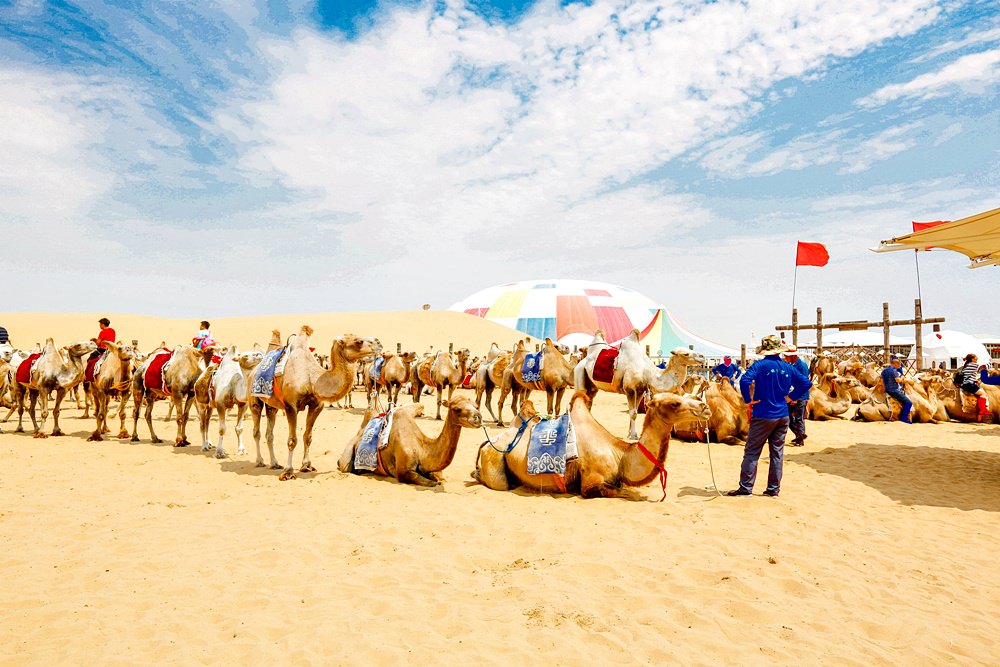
[782,345,798,355]
[755,335,787,356]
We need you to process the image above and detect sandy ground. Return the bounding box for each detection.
[1,311,998,665]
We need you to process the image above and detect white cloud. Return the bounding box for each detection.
[910,25,1000,63]
[934,121,963,146]
[859,48,1000,108]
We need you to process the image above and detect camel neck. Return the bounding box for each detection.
[621,416,672,487]
[424,412,463,472]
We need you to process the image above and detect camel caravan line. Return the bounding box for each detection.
[0,328,994,497]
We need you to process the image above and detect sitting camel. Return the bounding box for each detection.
[194,344,265,458]
[854,378,938,423]
[574,329,705,439]
[806,373,854,420]
[10,338,97,437]
[810,353,836,380]
[249,326,377,480]
[498,338,576,422]
[87,341,136,441]
[130,344,214,445]
[410,348,469,420]
[337,396,483,486]
[673,376,748,445]
[472,390,710,498]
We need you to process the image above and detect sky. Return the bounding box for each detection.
[1,0,998,347]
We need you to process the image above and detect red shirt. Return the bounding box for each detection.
[98,328,116,349]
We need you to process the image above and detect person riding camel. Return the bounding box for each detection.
[959,353,991,422]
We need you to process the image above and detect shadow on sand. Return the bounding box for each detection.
[789,442,1000,512]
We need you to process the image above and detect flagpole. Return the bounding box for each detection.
[792,263,799,317]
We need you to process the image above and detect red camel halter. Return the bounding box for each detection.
[635,441,668,502]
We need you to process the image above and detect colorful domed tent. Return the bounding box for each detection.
[449,279,737,357]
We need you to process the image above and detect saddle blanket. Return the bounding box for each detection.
[354,408,395,472]
[85,350,108,383]
[144,350,174,393]
[370,355,385,380]
[251,347,286,398]
[461,374,474,389]
[592,347,619,384]
[521,351,543,383]
[527,413,578,475]
[15,353,42,384]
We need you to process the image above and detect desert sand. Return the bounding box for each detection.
[0,311,998,666]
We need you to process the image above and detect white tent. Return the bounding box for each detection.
[907,330,991,369]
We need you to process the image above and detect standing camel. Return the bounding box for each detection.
[87,341,135,441]
[249,326,377,480]
[11,339,97,437]
[475,345,514,425]
[410,348,469,420]
[194,344,264,458]
[498,338,576,421]
[130,345,214,445]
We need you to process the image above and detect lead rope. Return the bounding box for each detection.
[696,381,723,498]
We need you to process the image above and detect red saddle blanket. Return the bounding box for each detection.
[85,351,105,383]
[461,374,474,388]
[16,353,42,384]
[144,351,174,393]
[592,347,619,384]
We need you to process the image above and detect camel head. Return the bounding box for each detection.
[0,343,13,363]
[669,347,706,367]
[829,376,855,398]
[444,396,482,428]
[332,334,378,363]
[647,392,711,424]
[103,340,134,361]
[238,346,265,369]
[590,330,607,346]
[65,340,99,358]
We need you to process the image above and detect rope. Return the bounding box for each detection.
[693,381,723,498]
[488,409,539,453]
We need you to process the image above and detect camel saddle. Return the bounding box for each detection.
[526,413,577,477]
[592,347,619,384]
[144,350,173,394]
[15,353,42,384]
[461,374,474,389]
[251,347,286,399]
[521,351,543,384]
[85,350,107,383]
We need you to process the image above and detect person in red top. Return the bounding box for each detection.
[97,318,116,349]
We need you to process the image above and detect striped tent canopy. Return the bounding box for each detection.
[634,309,739,358]
[449,279,662,349]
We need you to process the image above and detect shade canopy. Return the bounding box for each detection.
[906,330,992,367]
[632,308,739,358]
[873,206,1000,268]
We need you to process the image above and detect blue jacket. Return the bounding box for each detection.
[739,356,812,419]
[881,366,904,394]
[791,358,809,379]
[981,368,1000,386]
[712,362,741,380]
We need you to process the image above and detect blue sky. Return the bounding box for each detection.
[0,0,998,346]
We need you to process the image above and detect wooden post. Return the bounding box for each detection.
[396,342,402,354]
[914,298,923,371]
[791,308,799,347]
[535,344,540,352]
[449,342,454,353]
[882,302,890,362]
[740,344,747,369]
[816,307,823,353]
[645,345,650,356]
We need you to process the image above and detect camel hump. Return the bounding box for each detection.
[300,324,314,337]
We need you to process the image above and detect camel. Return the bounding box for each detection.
[337,396,483,485]
[86,341,135,441]
[474,345,514,425]
[130,344,214,445]
[249,326,377,480]
[854,378,938,423]
[673,376,748,445]
[574,329,705,439]
[934,377,999,423]
[194,344,264,458]
[410,348,469,420]
[805,373,854,420]
[810,353,836,380]
[472,390,711,498]
[9,339,97,437]
[498,338,576,421]
[370,351,417,406]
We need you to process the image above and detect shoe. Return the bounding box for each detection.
[900,417,912,424]
[762,489,779,497]
[726,489,751,496]
[788,441,805,447]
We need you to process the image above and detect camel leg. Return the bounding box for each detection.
[581,471,622,498]
[554,387,566,415]
[164,401,174,423]
[145,396,162,444]
[115,392,129,439]
[199,402,214,452]
[50,387,68,436]
[481,383,498,425]
[88,389,104,442]
[625,389,639,440]
[24,390,38,435]
[398,468,439,487]
[251,400,265,466]
[33,389,49,438]
[265,407,280,469]
[232,403,247,457]
[130,390,143,441]
[496,384,511,428]
[213,405,227,457]
[412,381,422,404]
[174,395,193,447]
[299,404,322,473]
[281,407,299,480]
[436,388,444,420]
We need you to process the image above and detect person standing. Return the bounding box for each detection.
[880,355,912,424]
[781,346,810,446]
[712,355,742,383]
[193,321,215,350]
[728,336,811,498]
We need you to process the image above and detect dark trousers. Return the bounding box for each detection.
[788,400,807,444]
[739,416,788,494]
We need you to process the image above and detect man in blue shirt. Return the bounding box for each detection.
[728,335,811,498]
[880,355,912,424]
[712,356,741,383]
[780,346,811,446]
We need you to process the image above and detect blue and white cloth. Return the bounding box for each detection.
[521,351,543,383]
[370,355,385,380]
[251,347,286,398]
[354,408,395,472]
[527,413,577,475]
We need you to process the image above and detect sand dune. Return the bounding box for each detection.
[0,312,998,665]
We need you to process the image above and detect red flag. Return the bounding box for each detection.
[795,241,829,267]
[912,220,949,250]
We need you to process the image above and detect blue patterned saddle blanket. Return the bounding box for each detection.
[521,351,543,383]
[527,413,577,475]
[354,409,395,472]
[251,347,286,398]
[369,355,385,380]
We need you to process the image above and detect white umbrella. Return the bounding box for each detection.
[908,330,991,368]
